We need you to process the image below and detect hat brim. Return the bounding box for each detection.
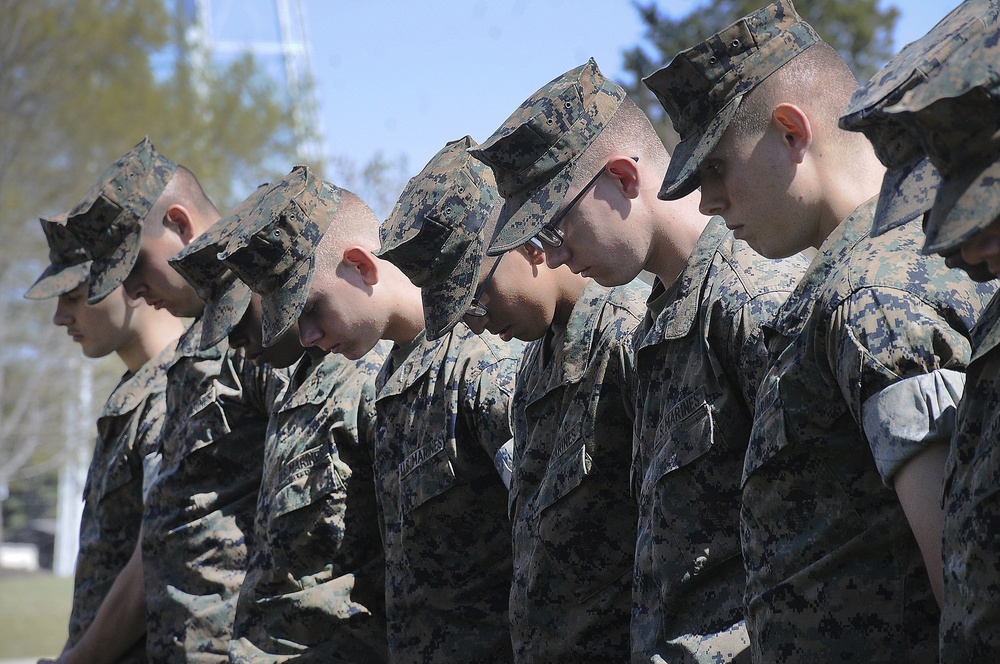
[199,279,252,350]
[422,236,485,341]
[260,256,314,347]
[86,225,141,304]
[658,93,744,201]
[923,156,1000,254]
[872,157,940,237]
[486,164,576,256]
[25,261,92,300]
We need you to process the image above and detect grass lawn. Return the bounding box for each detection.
[0,572,72,658]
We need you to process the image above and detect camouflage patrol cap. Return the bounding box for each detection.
[217,165,342,347]
[642,0,820,200]
[377,136,501,340]
[24,214,94,300]
[64,137,178,304]
[168,184,272,349]
[468,58,625,256]
[883,40,1000,254]
[839,0,996,235]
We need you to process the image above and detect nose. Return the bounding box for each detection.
[543,243,570,270]
[122,273,145,301]
[463,313,488,335]
[960,229,1000,269]
[53,300,73,327]
[298,320,320,347]
[698,180,726,217]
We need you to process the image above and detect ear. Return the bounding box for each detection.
[606,155,641,199]
[163,204,196,245]
[519,240,546,266]
[343,247,380,287]
[772,103,812,164]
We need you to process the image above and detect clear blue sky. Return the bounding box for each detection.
[298,0,958,179]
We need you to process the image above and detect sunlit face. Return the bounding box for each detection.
[123,230,202,317]
[462,244,562,342]
[297,259,386,361]
[697,125,814,259]
[228,294,305,368]
[952,217,1000,282]
[53,282,136,359]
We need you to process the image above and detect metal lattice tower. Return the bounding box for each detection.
[184,0,325,165]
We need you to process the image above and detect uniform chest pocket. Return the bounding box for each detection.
[179,390,232,457]
[538,444,635,602]
[641,393,742,579]
[93,448,138,505]
[271,445,349,521]
[399,438,457,517]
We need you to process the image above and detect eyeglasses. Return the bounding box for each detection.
[466,253,504,318]
[534,157,638,248]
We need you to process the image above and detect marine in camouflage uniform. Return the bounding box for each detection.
[65,138,283,663]
[627,218,804,664]
[842,9,1000,659]
[648,2,998,660]
[25,216,174,663]
[377,139,524,664]
[381,136,643,662]
[507,278,647,663]
[177,167,391,661]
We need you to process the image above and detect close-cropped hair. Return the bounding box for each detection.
[315,188,381,265]
[572,95,670,186]
[143,166,219,237]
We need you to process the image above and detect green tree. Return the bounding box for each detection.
[621,0,901,148]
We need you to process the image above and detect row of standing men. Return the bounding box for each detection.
[28,0,1000,662]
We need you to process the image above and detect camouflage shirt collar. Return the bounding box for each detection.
[100,339,176,417]
[378,328,432,398]
[551,279,617,385]
[767,196,879,341]
[175,317,224,362]
[637,216,730,347]
[970,290,1000,364]
[280,352,361,411]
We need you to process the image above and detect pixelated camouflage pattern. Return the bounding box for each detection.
[378,137,502,340]
[25,214,93,300]
[230,343,390,663]
[168,185,275,350]
[743,200,997,663]
[630,218,805,664]
[508,278,646,663]
[840,0,996,235]
[940,290,1000,662]
[142,319,288,663]
[373,326,524,663]
[65,341,174,664]
[881,25,1000,254]
[218,166,342,347]
[469,59,625,255]
[63,137,178,304]
[642,0,819,201]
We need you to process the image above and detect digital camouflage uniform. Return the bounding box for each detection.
[25,216,169,663]
[64,138,284,663]
[194,168,392,662]
[744,202,995,662]
[508,278,646,663]
[630,218,804,664]
[229,347,390,663]
[851,15,1000,660]
[374,326,522,664]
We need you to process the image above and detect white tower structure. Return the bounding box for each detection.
[186,0,325,164]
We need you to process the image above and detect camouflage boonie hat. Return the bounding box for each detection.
[469,58,625,256]
[642,0,819,200]
[64,137,178,304]
[25,214,94,300]
[377,136,501,340]
[840,0,997,235]
[168,185,273,350]
[882,32,1000,255]
[217,165,342,347]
